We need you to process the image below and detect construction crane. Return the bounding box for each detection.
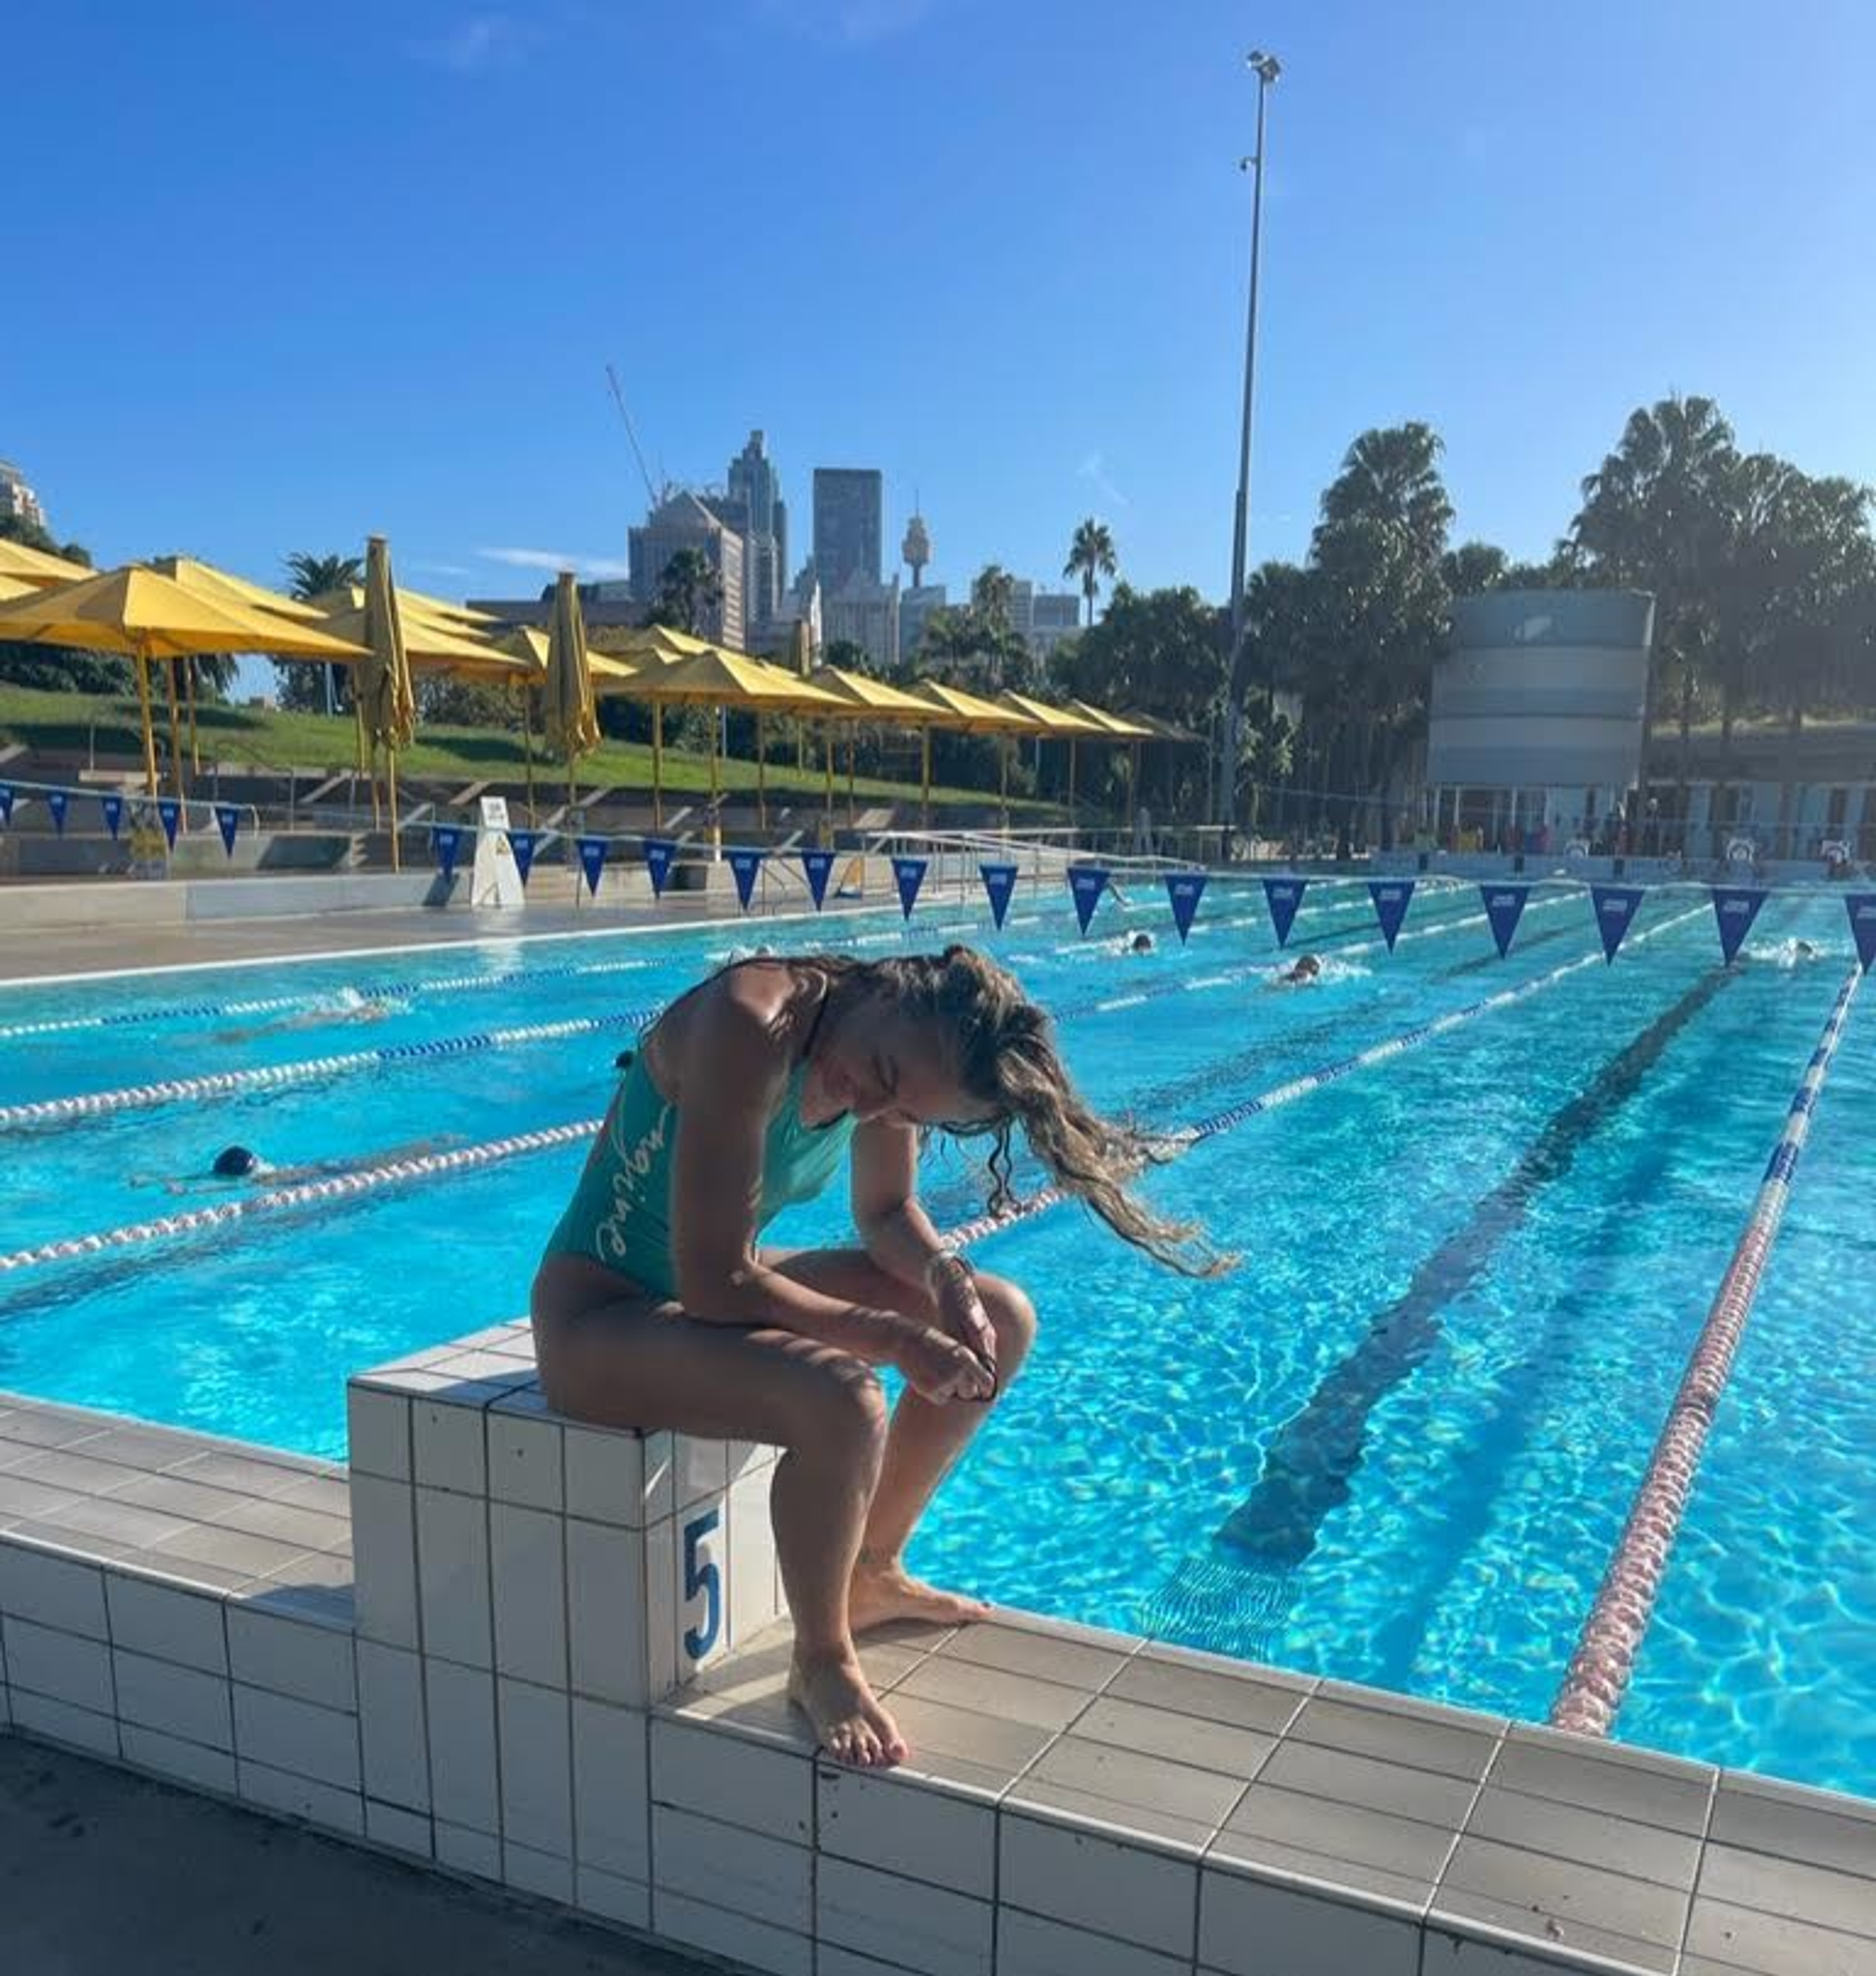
[604,364,662,510]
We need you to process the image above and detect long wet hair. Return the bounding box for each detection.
[800,945,1231,1278]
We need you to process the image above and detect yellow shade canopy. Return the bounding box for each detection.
[995,690,1103,734]
[544,571,600,801]
[299,583,496,627]
[503,624,639,688]
[0,572,42,604]
[0,565,369,662]
[622,648,845,711]
[144,554,325,622]
[604,622,716,662]
[805,665,943,722]
[903,679,1042,733]
[1066,697,1157,740]
[310,602,524,676]
[0,539,94,588]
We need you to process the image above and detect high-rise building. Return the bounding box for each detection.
[726,430,787,627]
[0,459,47,533]
[812,468,883,590]
[901,510,931,589]
[899,584,948,663]
[627,490,747,648]
[823,571,900,675]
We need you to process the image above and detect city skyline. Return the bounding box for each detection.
[5,0,1871,639]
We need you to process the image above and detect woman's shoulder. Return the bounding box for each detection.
[661,959,819,1071]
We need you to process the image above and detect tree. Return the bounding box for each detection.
[0,516,125,691]
[1571,395,1741,826]
[970,564,1017,634]
[1441,541,1511,597]
[822,638,874,677]
[652,549,722,637]
[1064,518,1118,627]
[275,551,365,714]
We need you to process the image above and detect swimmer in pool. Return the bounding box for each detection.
[213,987,401,1045]
[138,1136,463,1194]
[532,946,1228,1770]
[1271,953,1323,987]
[1123,932,1156,956]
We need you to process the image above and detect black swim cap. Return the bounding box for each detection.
[213,1145,260,1177]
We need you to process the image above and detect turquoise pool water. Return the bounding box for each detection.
[1,876,1869,1792]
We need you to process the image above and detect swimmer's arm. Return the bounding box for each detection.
[850,1120,948,1289]
[668,1001,905,1358]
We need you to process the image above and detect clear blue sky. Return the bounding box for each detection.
[6,0,1873,637]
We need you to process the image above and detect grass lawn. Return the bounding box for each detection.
[0,684,1051,810]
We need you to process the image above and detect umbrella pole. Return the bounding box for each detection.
[1000,733,1010,831]
[921,729,932,829]
[162,659,186,802]
[133,650,159,797]
[823,722,834,826]
[387,748,402,872]
[520,689,538,827]
[184,659,201,775]
[1068,738,1078,817]
[757,711,767,830]
[652,703,664,829]
[848,729,857,829]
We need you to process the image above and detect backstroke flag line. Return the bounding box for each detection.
[213,803,239,856]
[1262,877,1306,948]
[576,836,608,898]
[729,847,764,912]
[157,798,181,849]
[643,838,676,899]
[800,849,834,910]
[980,862,1018,929]
[1710,885,1766,966]
[1069,865,1109,935]
[892,855,928,920]
[100,792,124,840]
[1590,883,1644,962]
[1849,894,1876,973]
[1368,880,1414,952]
[433,825,462,883]
[46,788,68,835]
[1166,871,1208,944]
[507,829,537,885]
[1481,884,1530,958]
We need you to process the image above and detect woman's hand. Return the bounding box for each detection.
[889,1316,996,1404]
[928,1255,997,1378]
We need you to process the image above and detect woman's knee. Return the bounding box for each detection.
[789,1350,889,1459]
[977,1274,1038,1371]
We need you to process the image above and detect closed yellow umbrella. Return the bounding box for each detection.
[0,540,94,588]
[544,571,600,810]
[359,537,417,868]
[0,565,366,798]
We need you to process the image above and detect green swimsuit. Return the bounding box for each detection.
[544,1024,856,1300]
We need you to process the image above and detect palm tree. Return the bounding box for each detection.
[280,550,366,715]
[1064,519,1118,626]
[653,549,722,637]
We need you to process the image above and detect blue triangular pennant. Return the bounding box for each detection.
[1710,886,1767,966]
[0,784,13,826]
[577,836,608,898]
[1262,877,1306,947]
[100,792,125,839]
[157,798,182,849]
[1480,883,1530,958]
[1590,883,1645,962]
[507,829,537,884]
[728,847,764,911]
[1165,871,1208,944]
[1847,894,1876,973]
[644,837,677,898]
[1068,865,1109,935]
[801,849,835,910]
[980,861,1018,929]
[892,855,928,920]
[1368,879,1415,951]
[213,803,240,856]
[433,824,462,882]
[46,788,69,834]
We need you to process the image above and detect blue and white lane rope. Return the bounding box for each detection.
[943,903,1708,1246]
[1550,961,1865,1738]
[0,1006,664,1129]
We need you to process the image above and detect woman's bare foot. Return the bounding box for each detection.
[849,1560,991,1633]
[787,1648,908,1768]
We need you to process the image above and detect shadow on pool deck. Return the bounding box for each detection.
[0,1738,709,1976]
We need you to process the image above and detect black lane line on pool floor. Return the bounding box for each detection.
[1140,956,1738,1655]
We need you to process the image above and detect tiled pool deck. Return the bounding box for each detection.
[1,1331,1872,1976]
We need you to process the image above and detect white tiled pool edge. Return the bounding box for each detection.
[2,1352,1873,1976]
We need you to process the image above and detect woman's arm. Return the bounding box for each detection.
[851,1120,997,1367]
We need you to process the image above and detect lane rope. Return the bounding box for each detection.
[1547,962,1865,1738]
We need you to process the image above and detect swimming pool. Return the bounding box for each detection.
[1,876,1869,1793]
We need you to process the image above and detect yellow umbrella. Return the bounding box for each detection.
[299,583,496,627]
[617,648,842,829]
[144,556,327,771]
[544,571,600,810]
[0,565,366,797]
[1067,699,1158,818]
[0,540,93,588]
[995,691,1102,818]
[359,537,417,867]
[0,573,39,604]
[807,665,945,825]
[903,679,1042,826]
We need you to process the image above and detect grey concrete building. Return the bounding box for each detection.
[812,468,883,590]
[823,570,899,674]
[627,490,747,648]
